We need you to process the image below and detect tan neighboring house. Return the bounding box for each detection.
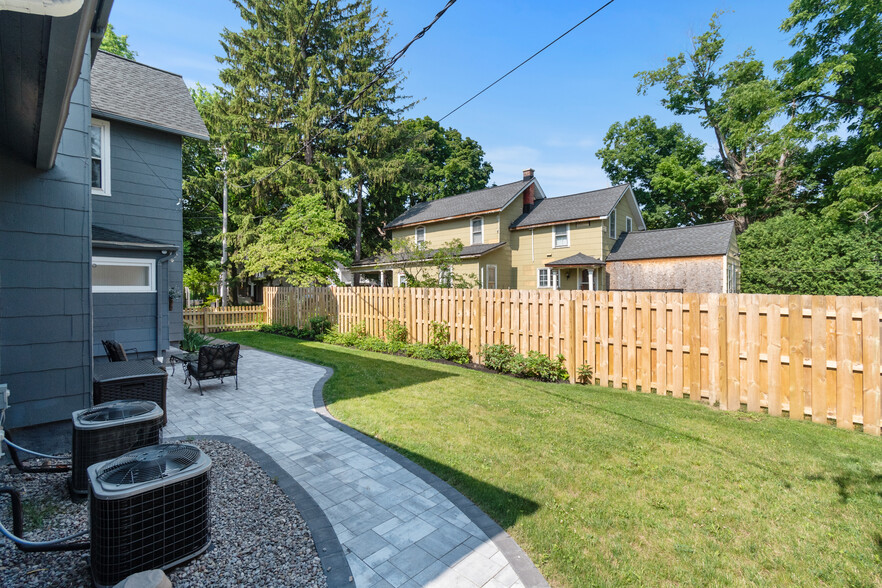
[351,169,740,293]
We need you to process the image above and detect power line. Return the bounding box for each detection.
[239,0,459,189]
[438,0,617,122]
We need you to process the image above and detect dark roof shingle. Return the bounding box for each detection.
[91,51,210,140]
[606,221,736,261]
[545,253,605,266]
[510,185,628,229]
[385,180,531,229]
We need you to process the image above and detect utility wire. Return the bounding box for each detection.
[438,0,617,122]
[239,0,458,189]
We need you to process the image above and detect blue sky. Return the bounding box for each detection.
[109,0,795,197]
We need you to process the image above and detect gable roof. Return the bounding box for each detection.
[385,180,533,229]
[606,221,736,262]
[545,253,605,267]
[91,51,210,141]
[509,184,631,230]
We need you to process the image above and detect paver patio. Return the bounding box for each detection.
[163,347,546,588]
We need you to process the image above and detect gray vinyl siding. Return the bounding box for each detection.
[0,53,93,429]
[91,121,184,356]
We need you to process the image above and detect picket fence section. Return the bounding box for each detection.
[183,305,267,333]
[263,286,882,435]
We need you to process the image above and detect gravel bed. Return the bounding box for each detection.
[0,440,328,587]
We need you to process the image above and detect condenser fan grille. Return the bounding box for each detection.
[97,444,202,486]
[80,400,156,422]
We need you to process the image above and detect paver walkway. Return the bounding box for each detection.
[164,348,546,588]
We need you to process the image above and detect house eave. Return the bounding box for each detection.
[92,109,211,141]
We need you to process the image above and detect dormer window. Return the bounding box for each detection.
[553,224,569,248]
[609,209,617,238]
[415,226,425,243]
[90,118,111,196]
[471,217,483,245]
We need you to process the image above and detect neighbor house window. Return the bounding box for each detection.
[439,266,452,287]
[626,216,633,232]
[92,257,155,293]
[609,209,617,238]
[471,217,483,245]
[90,118,111,195]
[552,224,569,248]
[484,264,497,289]
[398,273,407,287]
[537,268,560,289]
[415,226,425,243]
[728,262,738,293]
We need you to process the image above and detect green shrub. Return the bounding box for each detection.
[354,336,391,354]
[385,319,408,344]
[307,315,333,338]
[258,323,311,339]
[480,344,517,372]
[439,342,470,364]
[577,363,594,385]
[352,321,368,339]
[404,343,443,361]
[181,324,215,351]
[506,353,529,378]
[429,321,450,349]
[522,351,569,382]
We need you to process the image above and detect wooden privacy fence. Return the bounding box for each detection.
[183,305,267,333]
[265,287,338,328]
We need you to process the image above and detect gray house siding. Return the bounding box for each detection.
[0,55,93,429]
[91,120,184,358]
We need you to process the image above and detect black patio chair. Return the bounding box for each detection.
[186,343,240,395]
[102,339,138,362]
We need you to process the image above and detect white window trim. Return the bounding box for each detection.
[415,226,425,243]
[471,217,483,245]
[609,209,617,239]
[90,118,111,196]
[484,264,497,289]
[626,216,633,233]
[92,256,155,293]
[537,268,560,289]
[552,223,570,248]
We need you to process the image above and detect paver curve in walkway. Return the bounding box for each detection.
[164,348,548,588]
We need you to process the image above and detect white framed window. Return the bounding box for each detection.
[609,209,617,238]
[398,273,407,287]
[484,264,497,289]
[439,266,452,287]
[415,226,426,243]
[471,217,483,245]
[537,268,560,289]
[90,118,111,196]
[626,216,633,233]
[92,257,155,293]
[552,224,569,248]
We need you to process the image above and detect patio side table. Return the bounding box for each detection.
[93,361,169,425]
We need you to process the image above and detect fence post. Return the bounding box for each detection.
[202,307,208,334]
[472,289,483,361]
[716,294,729,410]
[568,296,577,384]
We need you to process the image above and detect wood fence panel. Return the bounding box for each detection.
[254,286,882,433]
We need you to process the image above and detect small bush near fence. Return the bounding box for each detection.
[479,343,571,383]
[258,315,333,341]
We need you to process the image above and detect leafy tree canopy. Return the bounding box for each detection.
[738,213,882,295]
[99,23,137,60]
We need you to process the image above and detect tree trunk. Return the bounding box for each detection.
[353,179,364,287]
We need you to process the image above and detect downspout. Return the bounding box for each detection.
[156,250,176,359]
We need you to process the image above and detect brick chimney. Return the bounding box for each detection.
[523,168,535,181]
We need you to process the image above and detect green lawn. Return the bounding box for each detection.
[225,331,882,587]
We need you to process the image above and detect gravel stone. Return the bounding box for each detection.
[0,440,328,588]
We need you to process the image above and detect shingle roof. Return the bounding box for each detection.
[351,242,505,268]
[93,225,177,250]
[91,51,210,141]
[606,221,736,261]
[510,185,628,229]
[384,180,531,229]
[545,253,605,266]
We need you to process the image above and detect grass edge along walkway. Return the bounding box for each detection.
[224,331,882,588]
